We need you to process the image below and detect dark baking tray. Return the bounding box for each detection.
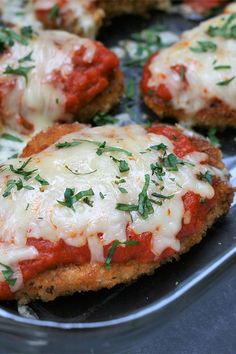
[0,10,236,354]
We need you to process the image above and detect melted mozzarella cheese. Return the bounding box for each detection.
[34,0,104,38]
[0,29,96,133]
[0,0,42,30]
[0,125,226,289]
[147,13,236,117]
[224,2,236,14]
[0,0,104,38]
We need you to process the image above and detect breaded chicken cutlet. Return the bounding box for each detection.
[0,26,123,134]
[0,123,233,303]
[141,11,236,128]
[0,1,229,39]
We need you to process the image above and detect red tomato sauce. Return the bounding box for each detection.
[141,52,174,102]
[184,0,225,13]
[34,0,68,28]
[0,126,217,299]
[51,43,119,114]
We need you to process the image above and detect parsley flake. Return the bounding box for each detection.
[4,65,35,83]
[0,263,16,286]
[105,240,139,269]
[57,188,94,211]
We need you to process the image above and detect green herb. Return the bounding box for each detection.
[216,76,235,86]
[208,128,220,146]
[9,158,37,180]
[105,240,139,269]
[118,187,128,194]
[2,178,34,198]
[93,113,118,126]
[0,263,16,286]
[114,177,126,185]
[150,162,165,181]
[4,65,35,83]
[49,4,60,19]
[20,26,33,39]
[125,76,136,101]
[116,203,138,212]
[151,193,174,200]
[99,192,105,199]
[55,141,81,149]
[206,14,236,39]
[18,50,34,63]
[0,133,23,142]
[35,174,49,186]
[57,188,94,211]
[162,153,194,171]
[78,139,132,156]
[198,170,213,185]
[65,165,97,176]
[110,156,129,173]
[214,65,231,70]
[136,174,154,219]
[149,143,167,153]
[0,28,27,53]
[190,41,217,53]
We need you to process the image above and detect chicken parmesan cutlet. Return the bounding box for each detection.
[0,26,123,134]
[141,12,236,128]
[0,123,233,303]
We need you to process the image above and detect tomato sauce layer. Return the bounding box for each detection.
[0,126,218,299]
[52,43,119,114]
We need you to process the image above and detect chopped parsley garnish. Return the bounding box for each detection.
[208,128,220,147]
[18,51,34,63]
[2,178,34,198]
[0,263,16,286]
[116,203,138,212]
[110,156,129,173]
[0,28,28,53]
[198,170,213,185]
[116,174,154,219]
[119,187,128,194]
[49,4,60,19]
[0,133,23,142]
[206,14,236,39]
[190,41,217,53]
[151,193,174,200]
[9,158,37,180]
[105,240,139,269]
[55,141,81,149]
[3,65,35,83]
[35,174,49,186]
[150,162,165,181]
[65,165,97,176]
[78,139,132,157]
[137,174,154,219]
[114,177,126,185]
[216,76,235,86]
[99,192,105,199]
[20,26,33,39]
[125,76,136,101]
[149,143,167,153]
[162,153,194,171]
[93,113,118,126]
[57,188,94,211]
[214,65,231,70]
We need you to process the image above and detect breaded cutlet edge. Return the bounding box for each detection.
[16,124,234,303]
[143,94,236,129]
